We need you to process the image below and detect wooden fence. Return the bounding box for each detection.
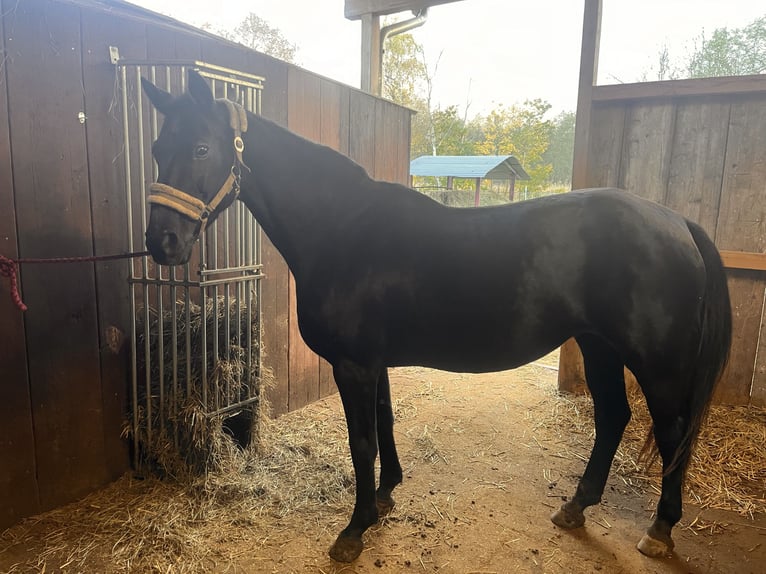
[559,0,766,407]
[0,0,411,528]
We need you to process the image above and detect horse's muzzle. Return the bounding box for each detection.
[145,229,192,266]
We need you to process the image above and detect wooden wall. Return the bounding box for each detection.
[561,1,766,407]
[560,79,766,407]
[0,0,411,528]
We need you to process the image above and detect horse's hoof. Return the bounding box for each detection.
[551,506,585,529]
[637,533,673,557]
[376,494,395,516]
[329,535,364,563]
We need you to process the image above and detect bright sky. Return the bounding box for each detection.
[128,0,765,117]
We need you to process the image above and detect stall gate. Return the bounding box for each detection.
[115,53,265,468]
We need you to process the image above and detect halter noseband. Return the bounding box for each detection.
[148,99,250,234]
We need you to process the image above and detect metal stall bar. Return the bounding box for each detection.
[115,52,265,470]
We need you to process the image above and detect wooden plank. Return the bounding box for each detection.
[244,51,291,417]
[716,97,766,405]
[715,273,763,405]
[317,80,349,399]
[620,102,676,204]
[286,68,322,411]
[0,0,39,528]
[592,74,766,103]
[5,0,107,510]
[715,97,766,253]
[571,0,601,190]
[721,251,766,272]
[345,0,462,19]
[396,106,412,185]
[374,99,400,181]
[750,285,766,407]
[585,105,626,187]
[349,90,377,175]
[80,9,148,484]
[664,100,730,237]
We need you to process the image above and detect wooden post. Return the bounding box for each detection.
[360,13,381,95]
[558,0,602,395]
[508,176,516,202]
[474,178,481,206]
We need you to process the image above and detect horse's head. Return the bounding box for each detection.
[141,70,248,265]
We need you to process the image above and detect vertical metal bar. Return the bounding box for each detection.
[200,237,209,409]
[119,64,141,469]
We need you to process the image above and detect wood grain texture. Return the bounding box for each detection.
[6,0,107,510]
[0,0,39,529]
[286,68,322,411]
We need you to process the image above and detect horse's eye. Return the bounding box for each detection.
[194,144,209,159]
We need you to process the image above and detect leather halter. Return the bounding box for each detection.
[148,99,249,234]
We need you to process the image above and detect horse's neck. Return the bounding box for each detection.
[239,114,370,278]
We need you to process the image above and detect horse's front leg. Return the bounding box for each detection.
[329,359,381,563]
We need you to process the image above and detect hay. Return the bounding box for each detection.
[0,402,354,574]
[129,296,263,478]
[546,380,766,517]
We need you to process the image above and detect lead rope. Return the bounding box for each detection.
[0,251,149,312]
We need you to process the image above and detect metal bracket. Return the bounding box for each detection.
[109,46,120,65]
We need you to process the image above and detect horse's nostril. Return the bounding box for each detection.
[162,232,179,252]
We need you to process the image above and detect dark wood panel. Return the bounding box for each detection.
[261,236,290,416]
[664,100,730,238]
[715,273,763,405]
[287,68,322,411]
[620,102,676,203]
[374,99,400,181]
[81,9,148,483]
[716,97,766,252]
[716,96,766,405]
[6,0,107,509]
[318,80,349,399]
[0,0,39,528]
[583,104,625,188]
[396,107,412,185]
[592,74,766,103]
[349,90,377,175]
[245,51,291,415]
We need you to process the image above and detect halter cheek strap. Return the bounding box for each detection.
[148,98,250,233]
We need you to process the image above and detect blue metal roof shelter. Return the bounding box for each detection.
[409,155,531,206]
[409,155,531,181]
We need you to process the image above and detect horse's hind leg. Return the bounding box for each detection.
[634,384,691,557]
[376,369,403,515]
[552,334,631,529]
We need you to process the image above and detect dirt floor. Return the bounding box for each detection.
[1,355,764,573]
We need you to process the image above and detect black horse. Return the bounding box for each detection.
[141,71,731,563]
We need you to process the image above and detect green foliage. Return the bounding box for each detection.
[543,111,576,185]
[686,16,766,77]
[382,30,576,201]
[470,100,554,192]
[217,13,297,63]
[646,14,766,80]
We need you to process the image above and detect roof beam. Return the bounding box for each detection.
[345,0,463,20]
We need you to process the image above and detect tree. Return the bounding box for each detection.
[646,15,766,80]
[471,100,554,192]
[215,13,297,63]
[543,111,576,186]
[686,17,766,77]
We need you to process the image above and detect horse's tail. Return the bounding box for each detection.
[670,220,732,474]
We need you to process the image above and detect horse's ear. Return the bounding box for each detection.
[141,77,173,115]
[188,69,214,109]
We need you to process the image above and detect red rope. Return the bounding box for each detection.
[0,251,150,312]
